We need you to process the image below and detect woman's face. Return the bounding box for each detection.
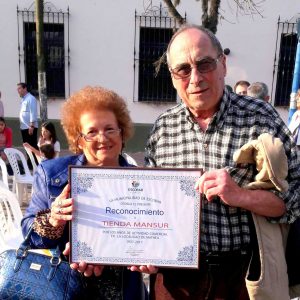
[41,127,51,140]
[78,110,122,166]
[0,121,5,133]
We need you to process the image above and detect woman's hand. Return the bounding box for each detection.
[127,265,158,274]
[63,242,104,277]
[23,142,32,150]
[49,184,73,228]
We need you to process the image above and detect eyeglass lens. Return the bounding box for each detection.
[172,57,218,79]
[82,129,120,141]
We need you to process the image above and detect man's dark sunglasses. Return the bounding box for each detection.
[169,54,223,80]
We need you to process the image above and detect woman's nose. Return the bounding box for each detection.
[95,132,109,142]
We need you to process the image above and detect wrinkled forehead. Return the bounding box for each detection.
[168,28,217,66]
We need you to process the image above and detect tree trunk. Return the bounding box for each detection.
[35,0,48,123]
[201,0,221,34]
[162,0,185,26]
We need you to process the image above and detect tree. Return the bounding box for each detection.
[162,0,264,34]
[35,0,48,123]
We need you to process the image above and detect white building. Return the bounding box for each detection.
[1,0,299,150]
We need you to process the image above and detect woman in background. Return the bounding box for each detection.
[0,117,16,175]
[23,121,60,161]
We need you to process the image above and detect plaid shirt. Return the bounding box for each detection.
[145,90,300,252]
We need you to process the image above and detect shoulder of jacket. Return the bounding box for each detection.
[40,155,81,176]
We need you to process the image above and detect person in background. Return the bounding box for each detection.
[0,117,12,152]
[225,84,233,93]
[23,121,60,162]
[144,24,300,299]
[288,89,300,150]
[17,82,38,168]
[247,82,270,102]
[21,86,148,300]
[39,143,55,160]
[0,91,4,117]
[234,80,250,95]
[0,117,12,173]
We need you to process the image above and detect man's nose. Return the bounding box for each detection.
[189,66,203,85]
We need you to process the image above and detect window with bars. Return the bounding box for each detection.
[138,27,175,102]
[134,6,185,103]
[17,4,70,98]
[272,19,298,106]
[24,22,65,97]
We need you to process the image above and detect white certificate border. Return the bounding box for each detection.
[70,167,201,268]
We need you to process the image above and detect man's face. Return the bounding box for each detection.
[235,84,248,96]
[17,85,27,97]
[168,28,226,117]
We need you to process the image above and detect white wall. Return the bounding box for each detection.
[1,0,299,124]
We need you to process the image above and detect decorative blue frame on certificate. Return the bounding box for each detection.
[70,167,201,268]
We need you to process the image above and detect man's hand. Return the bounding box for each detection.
[63,242,104,277]
[195,169,286,217]
[195,169,244,207]
[127,265,158,274]
[28,126,34,135]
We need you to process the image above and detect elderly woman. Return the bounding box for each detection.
[21,86,147,299]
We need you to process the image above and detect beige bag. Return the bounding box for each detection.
[246,213,290,300]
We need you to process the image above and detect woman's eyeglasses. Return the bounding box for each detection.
[169,54,223,80]
[80,128,121,142]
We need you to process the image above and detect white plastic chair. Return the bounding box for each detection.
[0,186,23,252]
[123,153,138,166]
[4,148,34,204]
[0,157,9,189]
[23,146,39,173]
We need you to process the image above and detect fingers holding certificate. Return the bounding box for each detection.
[70,167,202,268]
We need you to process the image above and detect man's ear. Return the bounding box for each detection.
[171,75,177,89]
[222,55,227,77]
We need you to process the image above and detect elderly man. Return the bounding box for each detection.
[145,24,300,299]
[247,81,270,102]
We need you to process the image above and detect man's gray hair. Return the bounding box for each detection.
[247,82,269,100]
[166,24,223,65]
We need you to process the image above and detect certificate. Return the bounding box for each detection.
[69,167,201,268]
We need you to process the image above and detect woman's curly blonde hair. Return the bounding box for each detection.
[61,86,133,153]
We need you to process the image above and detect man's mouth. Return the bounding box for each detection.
[190,87,209,95]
